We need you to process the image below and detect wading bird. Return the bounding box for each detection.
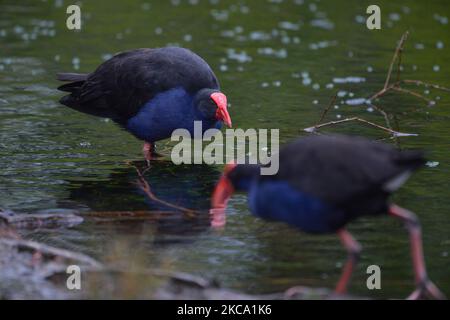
[57,47,231,160]
[211,134,445,299]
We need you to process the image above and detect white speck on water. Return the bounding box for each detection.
[221,30,234,38]
[428,100,436,106]
[302,78,312,86]
[348,92,354,97]
[248,31,271,41]
[336,114,342,119]
[79,141,91,147]
[219,64,228,72]
[310,19,334,30]
[54,54,60,62]
[312,100,319,105]
[433,14,448,25]
[412,65,418,71]
[312,83,320,90]
[426,161,439,168]
[154,27,163,35]
[309,3,317,12]
[436,96,441,100]
[292,37,301,44]
[261,82,269,88]
[442,251,448,257]
[273,80,281,87]
[337,90,347,97]
[367,66,373,73]
[234,26,244,33]
[279,21,300,30]
[333,76,366,84]
[281,36,291,44]
[433,65,440,72]
[346,98,367,106]
[183,34,192,42]
[257,47,287,59]
[436,41,444,49]
[240,6,250,14]
[211,9,229,21]
[334,105,339,110]
[424,90,430,95]
[226,49,252,63]
[389,13,401,21]
[325,83,334,89]
[355,15,365,24]
[309,40,337,50]
[367,107,374,112]
[13,25,24,34]
[414,43,425,50]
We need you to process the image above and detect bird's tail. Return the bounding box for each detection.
[56,73,88,93]
[394,150,426,170]
[56,72,88,82]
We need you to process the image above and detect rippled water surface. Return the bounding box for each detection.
[1,0,449,298]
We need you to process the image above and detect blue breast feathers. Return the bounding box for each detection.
[248,180,346,233]
[126,87,220,142]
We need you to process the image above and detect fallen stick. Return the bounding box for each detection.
[0,237,102,268]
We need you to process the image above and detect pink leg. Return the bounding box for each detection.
[335,229,362,294]
[389,204,446,300]
[142,142,154,162]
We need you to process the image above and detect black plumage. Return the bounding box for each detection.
[262,134,425,220]
[57,47,220,124]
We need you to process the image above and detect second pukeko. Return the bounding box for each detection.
[57,47,231,160]
[211,134,445,299]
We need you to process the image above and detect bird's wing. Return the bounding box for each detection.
[66,47,220,122]
[265,135,424,207]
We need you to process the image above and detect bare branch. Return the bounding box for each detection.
[384,31,409,90]
[304,117,417,137]
[132,164,196,215]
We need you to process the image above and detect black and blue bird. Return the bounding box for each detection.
[57,47,231,160]
[211,134,445,299]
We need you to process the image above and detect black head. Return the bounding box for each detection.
[194,88,232,127]
[211,163,260,209]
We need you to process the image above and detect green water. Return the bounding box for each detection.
[0,0,449,298]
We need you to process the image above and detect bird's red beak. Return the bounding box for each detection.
[211,162,237,209]
[211,92,232,128]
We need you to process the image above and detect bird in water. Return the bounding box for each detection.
[211,134,445,299]
[57,47,231,161]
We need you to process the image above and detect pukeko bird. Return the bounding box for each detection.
[57,47,231,160]
[211,134,445,299]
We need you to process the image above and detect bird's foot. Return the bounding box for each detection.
[407,279,446,300]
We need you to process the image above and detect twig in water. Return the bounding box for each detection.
[317,93,338,124]
[305,117,417,137]
[384,31,409,90]
[304,31,450,137]
[132,164,197,216]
